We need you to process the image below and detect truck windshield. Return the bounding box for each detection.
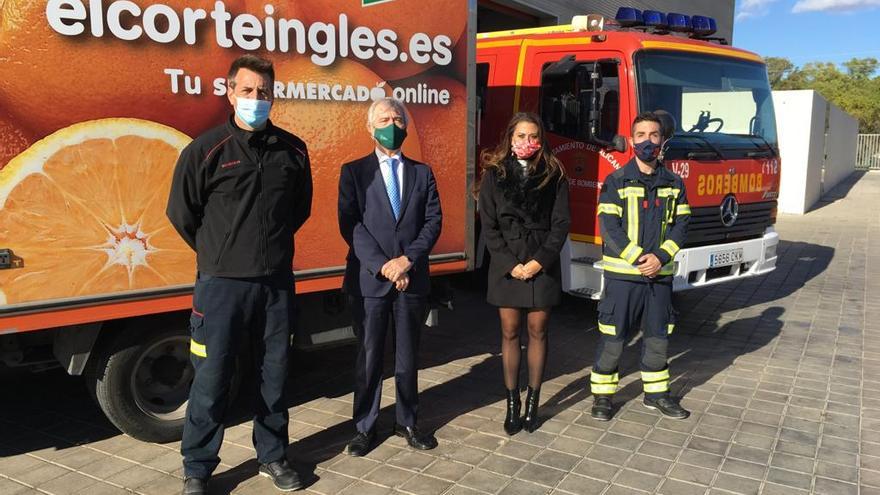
[635,51,778,159]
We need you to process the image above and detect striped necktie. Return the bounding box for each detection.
[385,157,401,220]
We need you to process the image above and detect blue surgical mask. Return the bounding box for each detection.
[633,139,660,162]
[235,97,271,129]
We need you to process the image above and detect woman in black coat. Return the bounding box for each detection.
[477,112,570,434]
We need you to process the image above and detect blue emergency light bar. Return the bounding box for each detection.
[643,10,668,29]
[614,7,715,37]
[615,7,644,27]
[691,15,717,36]
[666,13,692,32]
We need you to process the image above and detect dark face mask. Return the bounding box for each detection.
[374,123,407,150]
[633,140,660,162]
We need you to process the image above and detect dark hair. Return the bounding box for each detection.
[474,112,565,196]
[631,111,663,135]
[227,55,275,88]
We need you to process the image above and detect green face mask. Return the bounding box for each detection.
[373,123,407,150]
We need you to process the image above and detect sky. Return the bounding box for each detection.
[733,0,880,70]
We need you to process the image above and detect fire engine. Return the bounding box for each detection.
[475,7,780,298]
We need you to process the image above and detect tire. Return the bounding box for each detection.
[84,314,241,443]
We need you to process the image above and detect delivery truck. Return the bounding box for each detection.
[0,2,780,443]
[0,0,475,442]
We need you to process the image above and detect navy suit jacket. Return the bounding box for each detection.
[338,152,442,297]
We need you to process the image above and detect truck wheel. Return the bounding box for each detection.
[84,316,240,443]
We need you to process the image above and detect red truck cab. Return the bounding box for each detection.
[476,9,780,298]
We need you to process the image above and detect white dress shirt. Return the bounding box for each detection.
[375,148,404,202]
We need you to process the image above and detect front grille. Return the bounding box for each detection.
[684,200,776,248]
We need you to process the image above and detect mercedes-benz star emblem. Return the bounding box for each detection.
[720,195,739,227]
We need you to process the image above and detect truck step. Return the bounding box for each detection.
[570,287,603,300]
[571,256,602,267]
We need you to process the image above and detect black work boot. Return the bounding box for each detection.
[503,388,523,435]
[182,477,208,495]
[591,396,613,421]
[259,458,303,491]
[522,386,540,433]
[644,395,690,419]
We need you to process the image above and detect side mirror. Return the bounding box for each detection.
[585,61,625,152]
[543,55,578,77]
[585,62,604,145]
[588,132,626,153]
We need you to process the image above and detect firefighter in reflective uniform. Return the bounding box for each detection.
[590,112,691,421]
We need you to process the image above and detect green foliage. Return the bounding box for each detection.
[765,57,794,86]
[768,57,880,133]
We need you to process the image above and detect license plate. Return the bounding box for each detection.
[709,248,743,268]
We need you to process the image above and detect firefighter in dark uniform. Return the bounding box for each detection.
[590,112,691,421]
[167,55,312,494]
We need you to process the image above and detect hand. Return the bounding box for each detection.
[522,260,543,279]
[637,253,662,278]
[381,256,412,282]
[510,264,528,280]
[394,274,410,292]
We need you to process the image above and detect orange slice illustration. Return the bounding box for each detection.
[0,119,195,306]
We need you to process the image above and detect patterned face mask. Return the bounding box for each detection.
[633,139,660,162]
[511,140,542,159]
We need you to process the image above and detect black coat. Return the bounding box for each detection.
[478,157,571,308]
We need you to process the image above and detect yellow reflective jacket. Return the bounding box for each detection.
[597,159,690,282]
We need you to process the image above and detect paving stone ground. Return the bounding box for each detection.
[2,171,879,494]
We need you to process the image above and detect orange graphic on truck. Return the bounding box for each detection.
[0,0,469,310]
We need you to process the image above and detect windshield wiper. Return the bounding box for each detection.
[673,134,725,160]
[739,134,777,158]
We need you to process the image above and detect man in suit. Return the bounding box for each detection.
[338,97,442,456]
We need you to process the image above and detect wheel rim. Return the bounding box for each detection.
[130,335,192,422]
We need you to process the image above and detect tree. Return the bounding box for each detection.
[769,57,880,133]
[844,57,878,79]
[765,57,794,86]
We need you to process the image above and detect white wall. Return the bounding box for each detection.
[824,102,859,193]
[773,90,826,215]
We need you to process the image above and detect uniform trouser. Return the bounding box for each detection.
[591,278,676,400]
[349,291,426,434]
[181,272,294,479]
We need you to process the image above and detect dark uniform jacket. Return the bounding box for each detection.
[479,157,571,308]
[598,159,690,283]
[166,116,312,278]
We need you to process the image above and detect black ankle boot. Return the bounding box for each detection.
[522,386,540,433]
[503,389,523,435]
